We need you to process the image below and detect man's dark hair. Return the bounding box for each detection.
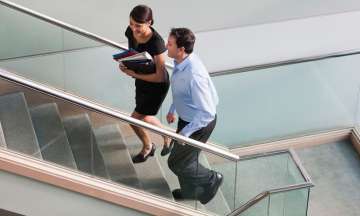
[130,5,154,25]
[170,28,196,54]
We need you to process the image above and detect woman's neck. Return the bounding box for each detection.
[135,27,153,43]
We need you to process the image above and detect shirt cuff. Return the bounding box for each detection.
[179,128,192,138]
[168,104,176,114]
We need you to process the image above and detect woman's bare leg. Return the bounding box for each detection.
[130,111,153,156]
[143,115,171,147]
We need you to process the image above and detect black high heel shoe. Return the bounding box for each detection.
[160,141,174,156]
[132,144,156,163]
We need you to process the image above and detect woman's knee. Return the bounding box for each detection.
[143,115,155,123]
[131,111,145,120]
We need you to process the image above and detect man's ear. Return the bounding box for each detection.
[179,46,186,53]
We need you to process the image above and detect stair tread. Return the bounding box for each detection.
[156,144,231,214]
[0,121,6,148]
[0,92,41,158]
[125,135,173,199]
[94,124,142,189]
[62,114,108,178]
[29,103,77,169]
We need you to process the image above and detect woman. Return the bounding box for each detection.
[119,5,172,163]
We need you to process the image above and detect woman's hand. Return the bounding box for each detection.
[119,64,136,78]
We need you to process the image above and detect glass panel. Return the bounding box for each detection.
[0,4,100,60]
[355,86,360,130]
[0,75,239,214]
[209,54,360,148]
[2,2,360,152]
[0,3,142,115]
[195,152,236,215]
[240,196,270,216]
[269,188,309,216]
[0,73,313,215]
[236,153,288,207]
[286,154,306,185]
[235,152,307,211]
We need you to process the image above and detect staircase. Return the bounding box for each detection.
[0,91,232,215]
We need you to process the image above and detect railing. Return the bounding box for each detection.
[0,1,316,214]
[0,67,238,161]
[0,67,315,215]
[227,149,314,216]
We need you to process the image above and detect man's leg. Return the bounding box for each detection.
[168,117,218,199]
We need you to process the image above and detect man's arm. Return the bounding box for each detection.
[167,103,176,124]
[179,75,216,137]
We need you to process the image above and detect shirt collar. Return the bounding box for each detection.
[174,53,194,72]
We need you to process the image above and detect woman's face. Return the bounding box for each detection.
[129,17,151,37]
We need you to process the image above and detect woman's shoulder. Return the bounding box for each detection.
[149,27,165,43]
[147,27,166,55]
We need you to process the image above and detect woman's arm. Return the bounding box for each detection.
[119,52,166,83]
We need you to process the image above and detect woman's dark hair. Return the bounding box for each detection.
[169,28,196,54]
[130,5,154,25]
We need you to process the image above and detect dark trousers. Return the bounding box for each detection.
[168,116,217,198]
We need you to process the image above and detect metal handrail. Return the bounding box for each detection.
[1,0,360,76]
[210,49,360,77]
[0,0,125,50]
[0,68,239,161]
[227,149,314,216]
[227,182,314,216]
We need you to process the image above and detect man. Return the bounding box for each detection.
[166,27,223,205]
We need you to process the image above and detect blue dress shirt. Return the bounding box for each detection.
[168,53,219,137]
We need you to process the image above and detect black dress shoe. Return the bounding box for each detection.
[199,172,223,204]
[132,144,156,163]
[172,189,184,201]
[160,141,174,156]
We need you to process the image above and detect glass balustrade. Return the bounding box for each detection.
[3,2,360,152]
[0,2,315,215]
[0,74,312,215]
[208,54,360,148]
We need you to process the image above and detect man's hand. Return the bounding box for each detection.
[166,113,176,124]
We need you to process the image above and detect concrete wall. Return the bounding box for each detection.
[0,170,148,216]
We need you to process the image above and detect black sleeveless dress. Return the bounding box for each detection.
[125,26,170,115]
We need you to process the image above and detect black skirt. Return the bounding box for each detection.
[134,77,170,116]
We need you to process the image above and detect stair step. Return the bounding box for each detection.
[62,114,109,178]
[199,153,231,215]
[0,92,41,158]
[125,135,173,199]
[29,103,77,169]
[156,149,204,209]
[94,124,142,189]
[0,121,6,148]
[156,147,230,213]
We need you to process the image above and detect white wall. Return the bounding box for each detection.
[7,0,360,41]
[196,11,360,72]
[3,0,360,72]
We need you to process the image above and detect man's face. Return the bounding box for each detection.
[166,36,179,59]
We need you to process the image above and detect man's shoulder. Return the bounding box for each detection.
[187,55,209,78]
